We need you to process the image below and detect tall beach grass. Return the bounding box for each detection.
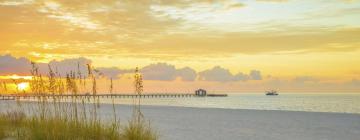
[0,62,157,140]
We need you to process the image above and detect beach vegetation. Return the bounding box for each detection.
[0,62,157,140]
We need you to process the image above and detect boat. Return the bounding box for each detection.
[266,90,279,96]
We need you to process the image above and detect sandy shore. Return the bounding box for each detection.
[95,104,360,140]
[1,101,359,140]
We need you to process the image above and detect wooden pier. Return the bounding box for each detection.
[1,93,228,100]
[0,95,15,100]
[206,94,228,97]
[1,93,196,100]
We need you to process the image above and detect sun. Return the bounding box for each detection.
[17,82,29,91]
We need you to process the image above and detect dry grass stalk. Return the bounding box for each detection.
[0,61,157,140]
[1,82,7,93]
[110,78,114,94]
[133,67,144,124]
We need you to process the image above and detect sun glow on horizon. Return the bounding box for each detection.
[17,82,29,91]
[0,75,33,80]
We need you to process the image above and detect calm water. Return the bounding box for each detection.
[4,93,359,114]
[98,93,360,114]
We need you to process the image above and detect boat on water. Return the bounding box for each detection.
[266,90,279,96]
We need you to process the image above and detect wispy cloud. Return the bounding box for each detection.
[1,0,360,88]
[38,1,100,30]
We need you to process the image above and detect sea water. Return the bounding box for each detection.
[2,93,359,114]
[98,93,360,114]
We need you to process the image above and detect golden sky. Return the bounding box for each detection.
[1,0,360,92]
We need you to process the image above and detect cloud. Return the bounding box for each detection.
[198,66,262,82]
[0,54,91,76]
[176,67,197,81]
[96,67,132,79]
[141,63,177,81]
[250,70,262,80]
[0,54,127,79]
[234,73,250,81]
[0,0,33,6]
[2,55,360,93]
[0,0,245,61]
[198,66,235,82]
[0,54,32,75]
[46,58,132,80]
[46,57,91,75]
[141,63,197,81]
[39,1,100,30]
[1,0,359,63]
[1,55,263,82]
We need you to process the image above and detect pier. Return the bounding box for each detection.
[206,94,228,97]
[0,93,228,100]
[0,95,15,100]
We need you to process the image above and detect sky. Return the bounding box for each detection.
[0,0,360,93]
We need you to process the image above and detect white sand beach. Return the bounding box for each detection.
[1,101,359,140]
[97,104,360,140]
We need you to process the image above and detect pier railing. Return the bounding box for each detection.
[1,93,195,100]
[1,93,228,100]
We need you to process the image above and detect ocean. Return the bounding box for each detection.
[2,93,359,114]
[97,93,360,114]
